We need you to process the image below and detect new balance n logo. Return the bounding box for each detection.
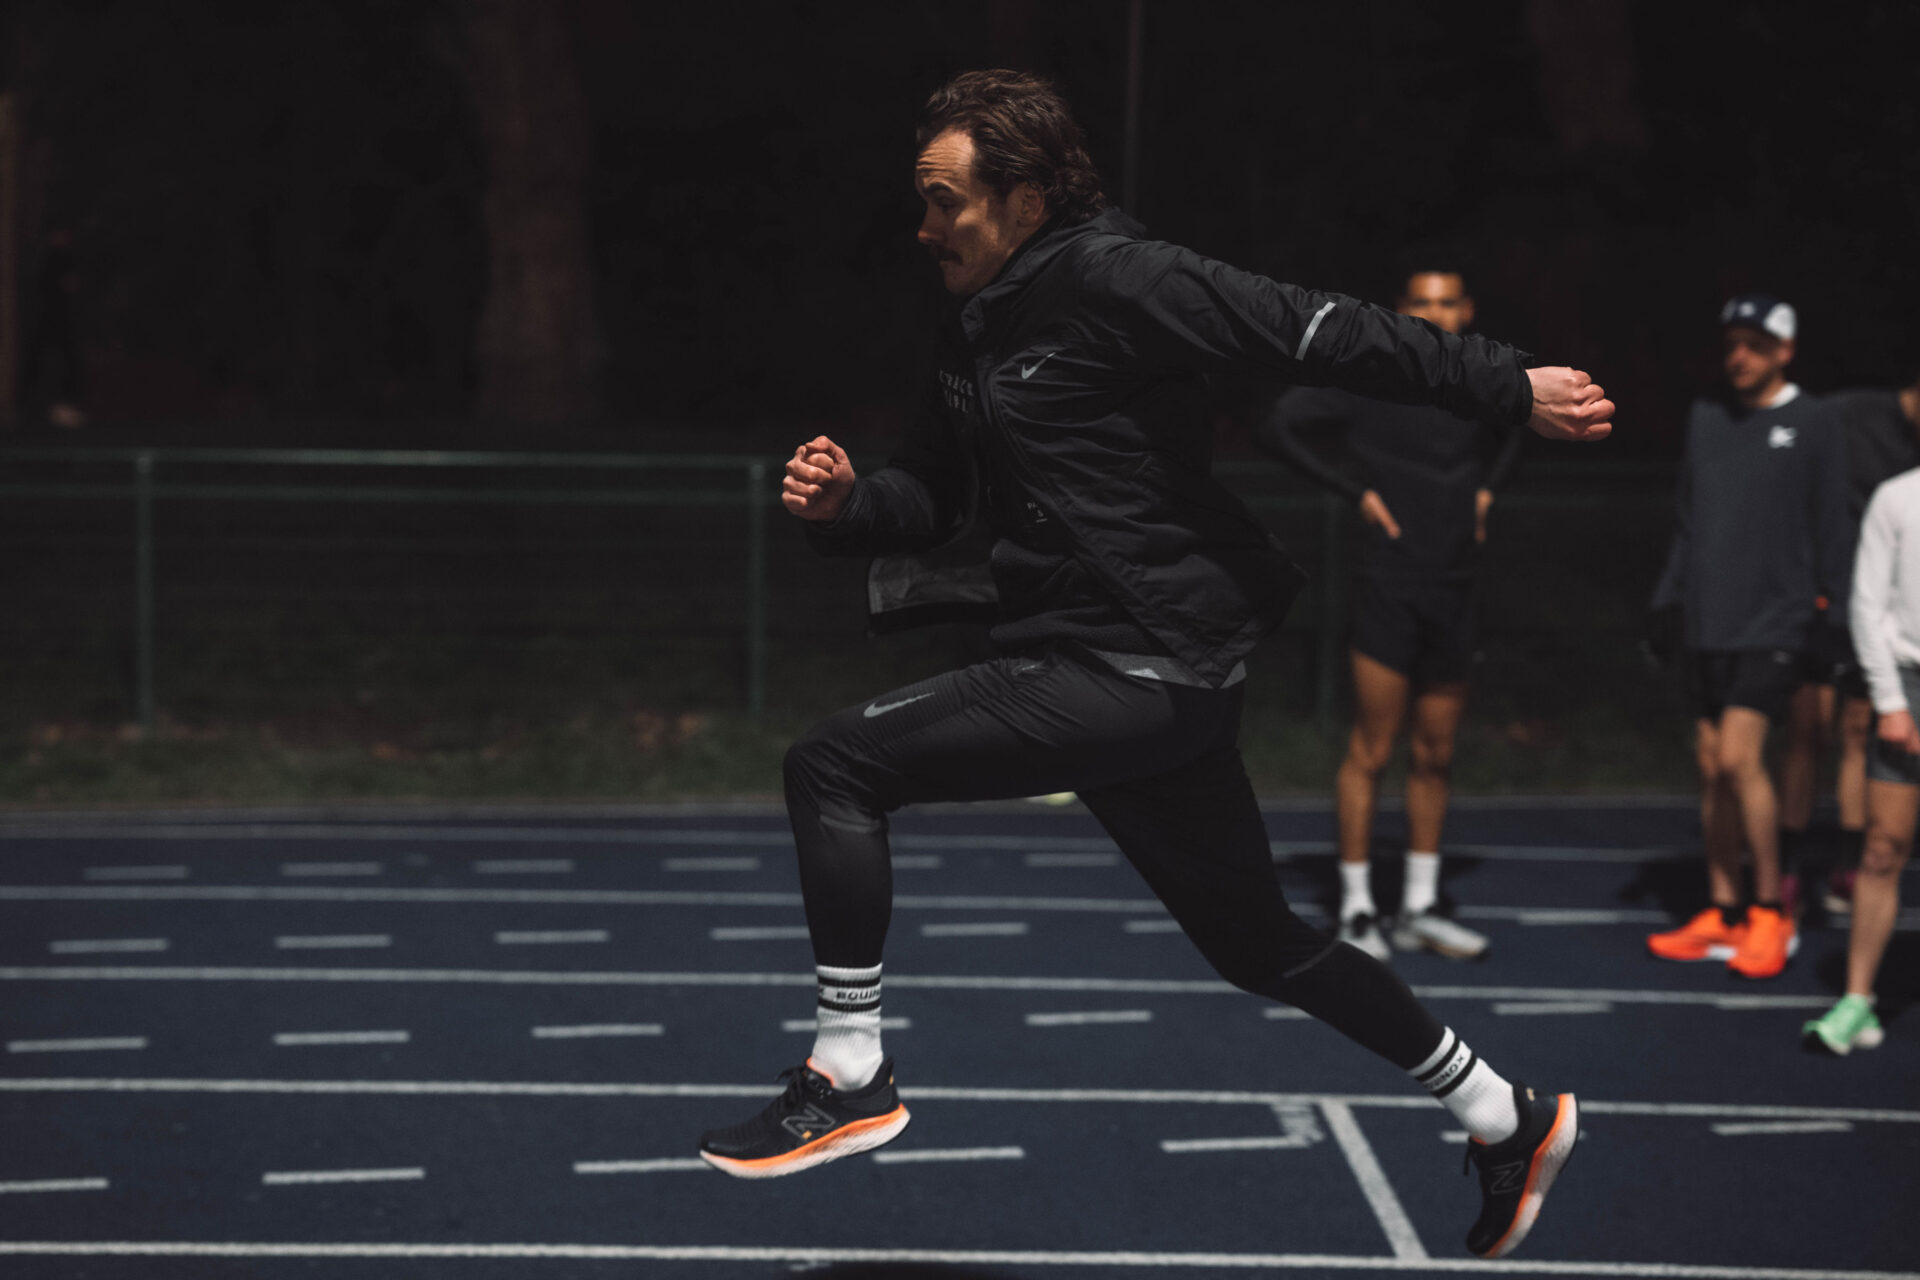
[1487,1160,1527,1196]
[780,1104,840,1141]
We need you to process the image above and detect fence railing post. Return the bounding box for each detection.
[745,460,767,721]
[134,449,156,734]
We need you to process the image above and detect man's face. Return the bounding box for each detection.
[1723,327,1794,396]
[915,128,1042,297]
[1397,272,1474,335]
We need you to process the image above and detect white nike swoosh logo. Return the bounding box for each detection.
[1020,351,1059,380]
[863,693,935,719]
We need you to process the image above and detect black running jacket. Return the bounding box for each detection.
[808,209,1536,684]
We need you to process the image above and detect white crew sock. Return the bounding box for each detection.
[809,963,884,1091]
[1340,859,1376,921]
[1403,851,1441,916]
[1410,1028,1519,1144]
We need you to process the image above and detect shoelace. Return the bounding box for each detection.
[774,1063,832,1107]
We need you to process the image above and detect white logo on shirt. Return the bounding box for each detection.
[1020,351,1060,380]
[1768,425,1797,449]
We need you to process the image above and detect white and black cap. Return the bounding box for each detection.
[1719,293,1796,341]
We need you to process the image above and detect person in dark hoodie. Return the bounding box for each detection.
[1256,267,1523,964]
[1646,295,1852,980]
[697,70,1610,1260]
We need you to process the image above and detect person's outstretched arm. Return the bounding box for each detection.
[1081,237,1612,442]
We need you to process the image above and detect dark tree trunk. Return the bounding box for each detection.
[461,0,600,425]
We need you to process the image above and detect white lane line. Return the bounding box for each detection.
[710,926,811,941]
[1712,1121,1855,1136]
[494,930,610,945]
[7,1038,146,1054]
[1493,1001,1615,1016]
[0,1078,1915,1126]
[1024,1010,1152,1027]
[574,1159,708,1174]
[782,1018,911,1033]
[1496,908,1668,926]
[273,1031,410,1047]
[0,964,1839,1009]
[49,938,168,955]
[0,1243,1909,1276]
[275,935,391,951]
[0,1244,1909,1278]
[1319,1100,1427,1262]
[0,1178,109,1194]
[532,1024,663,1040]
[920,922,1028,938]
[83,866,187,881]
[261,1168,423,1186]
[1161,1135,1314,1153]
[1122,919,1182,933]
[281,862,382,878]
[870,1146,1024,1165]
[473,860,574,875]
[1023,853,1117,868]
[892,856,943,870]
[0,885,1164,913]
[662,857,760,872]
[1262,1007,1313,1020]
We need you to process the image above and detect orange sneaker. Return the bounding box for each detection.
[1727,905,1797,979]
[1646,907,1747,961]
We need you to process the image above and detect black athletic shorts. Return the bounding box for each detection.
[1684,648,1800,723]
[1351,576,1475,686]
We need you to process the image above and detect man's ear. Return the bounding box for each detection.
[1459,296,1476,329]
[1016,182,1047,228]
[1778,338,1796,368]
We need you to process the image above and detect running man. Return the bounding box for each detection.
[1646,295,1851,978]
[1256,268,1523,961]
[1804,462,1920,1052]
[698,70,1608,1259]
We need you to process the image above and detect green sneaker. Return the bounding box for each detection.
[1802,995,1884,1056]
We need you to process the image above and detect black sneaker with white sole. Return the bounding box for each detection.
[1463,1083,1578,1258]
[699,1058,910,1178]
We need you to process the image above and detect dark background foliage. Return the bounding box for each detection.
[5,0,1918,455]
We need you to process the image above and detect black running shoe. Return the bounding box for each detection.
[1463,1083,1578,1258]
[699,1059,909,1178]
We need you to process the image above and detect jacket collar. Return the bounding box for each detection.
[957,206,1144,342]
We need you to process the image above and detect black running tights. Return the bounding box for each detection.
[781,645,1445,1071]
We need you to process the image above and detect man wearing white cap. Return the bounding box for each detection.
[1647,294,1852,979]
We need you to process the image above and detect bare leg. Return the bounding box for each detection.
[1718,707,1781,903]
[1697,719,1743,906]
[1777,683,1829,833]
[1849,779,1918,995]
[1838,696,1873,834]
[1406,681,1469,855]
[1338,651,1410,867]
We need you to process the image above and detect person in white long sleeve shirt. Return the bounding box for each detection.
[1809,466,1920,1052]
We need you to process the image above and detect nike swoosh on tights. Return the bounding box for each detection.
[864,693,935,719]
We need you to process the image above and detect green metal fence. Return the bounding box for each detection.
[0,446,1674,738]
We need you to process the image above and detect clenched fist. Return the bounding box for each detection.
[782,436,856,522]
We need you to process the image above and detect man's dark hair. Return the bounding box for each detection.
[917,70,1108,222]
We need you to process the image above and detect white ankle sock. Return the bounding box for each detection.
[1410,1028,1518,1143]
[1340,860,1375,920]
[810,963,883,1090]
[1403,851,1441,915]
